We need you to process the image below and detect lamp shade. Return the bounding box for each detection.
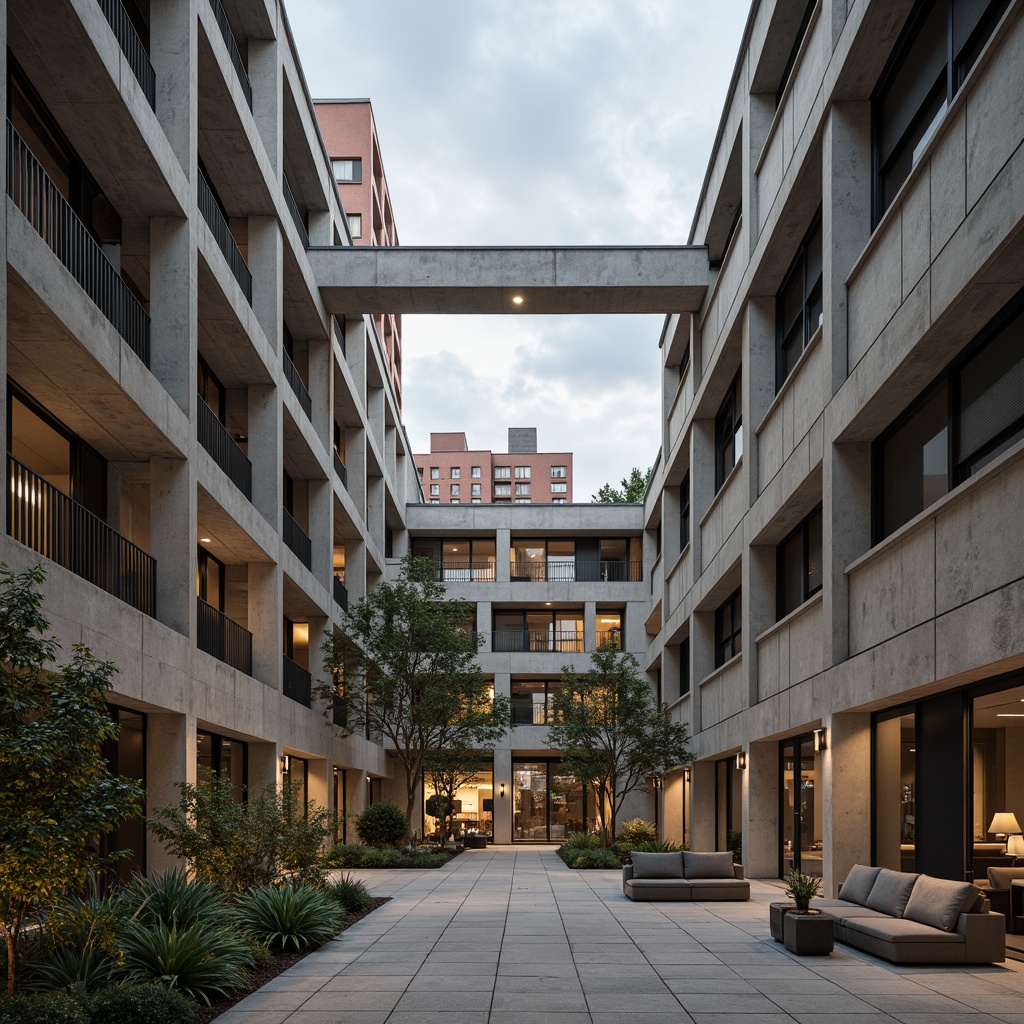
[1007,834,1024,857]
[988,812,1022,835]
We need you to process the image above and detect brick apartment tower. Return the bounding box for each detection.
[415,428,573,504]
[314,99,402,412]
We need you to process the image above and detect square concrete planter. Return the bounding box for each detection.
[783,911,833,955]
[770,901,798,943]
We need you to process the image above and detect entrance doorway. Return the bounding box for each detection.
[780,736,822,877]
[512,759,593,841]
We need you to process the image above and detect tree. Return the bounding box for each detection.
[547,645,691,845]
[0,565,144,995]
[318,555,510,843]
[592,466,653,503]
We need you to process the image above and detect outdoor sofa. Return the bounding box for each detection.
[814,864,1004,963]
[622,850,749,901]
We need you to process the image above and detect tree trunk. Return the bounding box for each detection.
[6,921,19,997]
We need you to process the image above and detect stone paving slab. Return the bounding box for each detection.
[213,847,1024,1023]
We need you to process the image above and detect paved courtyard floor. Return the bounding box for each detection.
[215,846,1024,1024]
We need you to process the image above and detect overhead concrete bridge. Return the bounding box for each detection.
[308,245,713,315]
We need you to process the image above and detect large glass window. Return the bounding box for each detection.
[197,729,247,802]
[680,472,690,551]
[715,756,744,855]
[101,707,146,881]
[511,680,562,725]
[777,506,823,619]
[715,374,743,491]
[412,538,496,581]
[874,0,1010,222]
[513,759,593,841]
[596,611,623,649]
[493,610,583,653]
[776,215,823,389]
[423,764,493,842]
[873,708,917,872]
[780,735,823,878]
[331,157,361,183]
[714,589,742,667]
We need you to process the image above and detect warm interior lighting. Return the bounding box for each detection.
[1007,834,1024,859]
[199,537,212,543]
[499,783,505,798]
[989,812,1022,848]
[511,295,524,305]
[996,713,1024,717]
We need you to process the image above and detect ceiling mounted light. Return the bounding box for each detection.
[199,537,212,543]
[511,295,524,305]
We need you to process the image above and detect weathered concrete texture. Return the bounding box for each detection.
[310,246,713,314]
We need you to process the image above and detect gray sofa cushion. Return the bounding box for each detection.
[846,917,962,944]
[631,851,684,879]
[987,866,1024,889]
[838,864,882,905]
[683,851,735,879]
[903,875,980,932]
[865,868,919,917]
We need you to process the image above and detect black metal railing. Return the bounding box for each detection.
[596,630,623,649]
[8,455,156,617]
[208,0,252,109]
[96,0,156,109]
[491,630,583,654]
[333,451,347,488]
[511,700,552,726]
[509,559,642,582]
[283,508,312,569]
[7,121,151,365]
[197,164,252,303]
[332,693,348,728]
[427,561,496,583]
[283,655,312,707]
[197,394,252,500]
[282,176,309,248]
[333,574,348,611]
[283,350,312,421]
[196,596,252,674]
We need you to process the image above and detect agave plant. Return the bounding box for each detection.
[328,873,372,915]
[119,868,229,930]
[234,884,343,951]
[24,944,117,996]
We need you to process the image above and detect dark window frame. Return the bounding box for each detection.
[775,0,817,108]
[680,471,691,552]
[714,588,743,668]
[776,505,824,620]
[715,373,743,491]
[775,211,823,391]
[680,635,691,698]
[332,157,362,183]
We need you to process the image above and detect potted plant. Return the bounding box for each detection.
[785,869,823,913]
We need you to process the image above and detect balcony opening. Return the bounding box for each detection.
[283,324,312,421]
[283,470,312,571]
[333,545,347,610]
[196,540,251,674]
[283,617,312,707]
[596,611,623,649]
[493,609,583,653]
[197,354,252,499]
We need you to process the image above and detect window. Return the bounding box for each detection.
[198,356,226,422]
[515,498,532,504]
[515,466,531,479]
[417,467,423,480]
[471,483,481,496]
[332,158,361,183]
[431,499,440,504]
[551,482,567,494]
[495,466,511,479]
[680,472,690,550]
[552,498,566,504]
[472,466,482,478]
[551,466,567,478]
[494,483,511,496]
[430,467,439,479]
[451,484,460,496]
[876,294,1024,539]
[451,499,460,504]
[715,373,743,491]
[873,0,1009,223]
[777,506,823,619]
[776,0,817,107]
[715,589,742,667]
[429,484,439,496]
[451,467,461,479]
[679,636,691,697]
[471,498,481,503]
[515,482,531,496]
[776,214,823,389]
[347,212,362,238]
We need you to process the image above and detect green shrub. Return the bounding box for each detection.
[567,849,621,869]
[119,869,228,930]
[324,843,451,869]
[617,818,657,845]
[119,922,254,1004]
[404,852,450,868]
[726,829,743,863]
[88,984,198,1024]
[234,885,343,952]
[561,831,601,851]
[328,874,371,915]
[354,803,406,849]
[42,875,125,959]
[610,842,634,864]
[360,847,406,868]
[23,946,115,996]
[632,840,682,854]
[324,843,368,868]
[0,991,89,1024]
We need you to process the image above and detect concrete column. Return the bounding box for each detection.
[248,561,281,689]
[691,419,716,580]
[745,297,775,502]
[149,457,194,636]
[248,383,282,527]
[823,442,871,666]
[823,102,872,397]
[248,741,279,794]
[249,38,282,178]
[309,478,332,591]
[309,336,331,453]
[247,216,282,356]
[346,317,367,406]
[745,739,778,878]
[308,759,329,814]
[149,0,196,171]
[308,210,331,247]
[476,601,492,652]
[346,427,367,517]
[583,601,597,652]
[692,610,716,732]
[367,475,384,546]
[495,529,511,582]
[146,712,195,872]
[747,94,775,249]
[347,540,367,604]
[690,759,716,852]
[493,748,513,844]
[823,712,872,896]
[149,217,196,414]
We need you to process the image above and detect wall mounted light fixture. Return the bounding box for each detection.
[813,726,828,751]
[649,774,663,790]
[683,766,692,783]
[499,783,505,798]
[735,751,747,770]
[281,754,291,773]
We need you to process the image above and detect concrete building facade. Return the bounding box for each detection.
[415,428,574,505]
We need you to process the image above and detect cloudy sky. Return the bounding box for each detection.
[287,1,750,500]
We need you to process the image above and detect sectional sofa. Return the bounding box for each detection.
[622,850,749,901]
[815,865,1004,963]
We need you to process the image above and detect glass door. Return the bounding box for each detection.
[779,735,822,877]
[513,759,591,841]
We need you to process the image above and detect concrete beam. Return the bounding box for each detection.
[309,246,713,315]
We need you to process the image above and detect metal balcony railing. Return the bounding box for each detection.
[511,701,552,726]
[283,349,312,421]
[7,454,156,617]
[596,630,623,649]
[509,559,643,582]
[333,451,347,488]
[197,164,252,303]
[6,121,151,365]
[491,630,583,654]
[426,561,497,583]
[283,508,312,570]
[208,0,252,109]
[332,693,348,728]
[96,0,156,109]
[333,574,348,611]
[196,596,252,674]
[282,176,309,248]
[283,655,312,707]
[197,394,252,500]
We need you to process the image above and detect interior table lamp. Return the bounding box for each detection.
[988,812,1022,851]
